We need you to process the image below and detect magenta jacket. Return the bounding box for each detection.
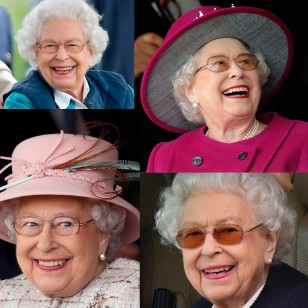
[146,112,308,172]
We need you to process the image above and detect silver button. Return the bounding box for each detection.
[192,156,203,166]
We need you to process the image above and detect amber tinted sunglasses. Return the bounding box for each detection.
[176,223,263,249]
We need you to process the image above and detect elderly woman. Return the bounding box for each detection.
[141,5,308,172]
[3,0,134,109]
[0,128,140,306]
[155,173,308,307]
[0,60,16,108]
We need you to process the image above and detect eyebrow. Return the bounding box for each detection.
[40,38,83,42]
[18,211,77,218]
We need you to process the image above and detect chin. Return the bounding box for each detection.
[38,286,76,298]
[202,285,236,304]
[34,278,72,297]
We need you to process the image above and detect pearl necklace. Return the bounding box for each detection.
[242,118,260,140]
[205,118,260,140]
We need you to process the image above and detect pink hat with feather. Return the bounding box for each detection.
[0,131,140,245]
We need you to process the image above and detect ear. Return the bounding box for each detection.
[264,230,280,263]
[35,47,39,59]
[183,84,197,103]
[98,231,110,253]
[88,44,93,57]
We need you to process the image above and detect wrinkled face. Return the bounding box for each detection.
[181,191,277,307]
[185,38,261,123]
[35,19,93,100]
[15,195,108,297]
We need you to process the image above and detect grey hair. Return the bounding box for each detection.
[16,0,109,68]
[155,173,296,261]
[3,197,126,261]
[172,41,271,124]
[88,199,126,260]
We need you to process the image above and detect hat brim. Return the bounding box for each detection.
[0,177,140,245]
[141,6,293,133]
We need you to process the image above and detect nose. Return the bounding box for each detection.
[55,44,69,60]
[36,223,59,252]
[200,232,222,257]
[228,59,244,79]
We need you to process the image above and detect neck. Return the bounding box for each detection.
[205,118,262,142]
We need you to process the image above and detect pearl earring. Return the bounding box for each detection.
[268,259,272,264]
[99,252,106,261]
[192,101,198,108]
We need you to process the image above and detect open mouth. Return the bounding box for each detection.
[202,265,235,279]
[53,66,74,73]
[222,86,248,97]
[35,259,70,268]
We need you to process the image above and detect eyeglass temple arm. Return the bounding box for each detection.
[244,223,264,233]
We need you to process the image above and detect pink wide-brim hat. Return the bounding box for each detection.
[0,131,140,245]
[141,5,293,133]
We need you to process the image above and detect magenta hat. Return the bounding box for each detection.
[0,131,140,245]
[141,5,293,133]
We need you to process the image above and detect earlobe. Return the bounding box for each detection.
[99,231,110,253]
[265,230,279,263]
[183,85,197,103]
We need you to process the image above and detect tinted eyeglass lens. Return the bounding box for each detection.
[176,224,244,248]
[236,54,259,70]
[207,54,258,72]
[214,224,243,245]
[207,55,230,72]
[176,227,205,248]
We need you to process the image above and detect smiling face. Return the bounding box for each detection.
[181,191,278,307]
[15,195,108,297]
[35,19,93,101]
[185,38,261,124]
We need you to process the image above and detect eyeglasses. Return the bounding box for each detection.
[13,216,94,237]
[176,223,263,249]
[194,53,259,75]
[37,40,89,54]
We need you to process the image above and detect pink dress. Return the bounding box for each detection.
[146,112,308,172]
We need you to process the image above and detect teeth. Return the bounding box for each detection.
[204,266,232,274]
[54,67,73,72]
[38,259,67,267]
[223,87,248,95]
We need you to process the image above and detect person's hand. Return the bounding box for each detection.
[134,32,164,79]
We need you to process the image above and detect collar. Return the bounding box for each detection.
[54,77,89,109]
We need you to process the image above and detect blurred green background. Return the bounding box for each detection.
[0,0,35,81]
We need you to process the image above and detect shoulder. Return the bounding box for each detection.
[191,297,212,308]
[95,258,139,288]
[262,112,308,128]
[0,274,44,302]
[146,128,203,172]
[4,92,36,109]
[106,258,140,277]
[268,262,308,287]
[149,128,203,154]
[85,70,134,108]
[8,70,47,93]
[254,262,308,307]
[86,70,128,85]
[84,258,139,307]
